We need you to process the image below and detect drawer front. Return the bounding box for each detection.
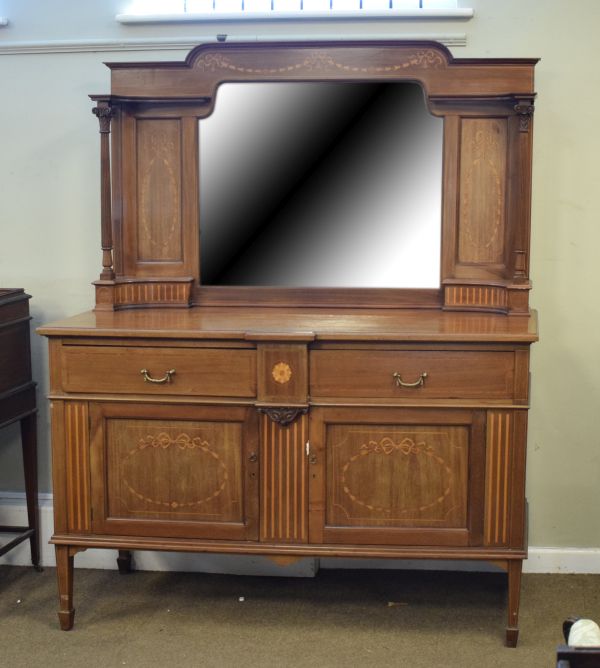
[310,350,516,400]
[61,345,256,397]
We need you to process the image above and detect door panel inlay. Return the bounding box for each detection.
[106,419,243,522]
[328,425,468,528]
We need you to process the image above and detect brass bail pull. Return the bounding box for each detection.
[140,368,176,384]
[392,371,427,388]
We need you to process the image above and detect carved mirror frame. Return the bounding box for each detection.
[91,41,537,314]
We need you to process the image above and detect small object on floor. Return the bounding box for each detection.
[565,618,600,646]
[556,617,600,667]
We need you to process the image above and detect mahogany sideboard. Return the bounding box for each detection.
[39,41,539,646]
[0,288,39,568]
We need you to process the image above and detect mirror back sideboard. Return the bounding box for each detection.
[40,42,538,646]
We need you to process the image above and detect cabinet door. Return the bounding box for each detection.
[90,403,259,540]
[309,407,485,547]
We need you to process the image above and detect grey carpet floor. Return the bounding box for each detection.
[1,565,599,667]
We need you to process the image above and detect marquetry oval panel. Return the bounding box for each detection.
[137,119,182,262]
[458,118,507,265]
[327,425,468,528]
[106,418,243,523]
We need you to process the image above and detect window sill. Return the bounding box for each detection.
[116,8,474,24]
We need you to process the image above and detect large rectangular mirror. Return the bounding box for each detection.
[199,81,443,289]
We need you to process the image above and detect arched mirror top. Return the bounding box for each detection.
[107,41,537,101]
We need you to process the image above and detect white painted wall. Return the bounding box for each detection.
[0,0,599,558]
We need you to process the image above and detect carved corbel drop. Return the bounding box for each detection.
[257,407,308,426]
[513,96,535,133]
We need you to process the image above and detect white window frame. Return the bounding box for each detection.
[117,1,473,23]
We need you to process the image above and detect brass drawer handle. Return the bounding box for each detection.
[140,368,176,384]
[393,371,428,388]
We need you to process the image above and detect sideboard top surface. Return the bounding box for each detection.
[38,307,538,343]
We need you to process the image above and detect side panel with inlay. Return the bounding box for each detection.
[458,118,508,267]
[120,108,199,279]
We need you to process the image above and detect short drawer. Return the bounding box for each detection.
[310,350,516,401]
[61,345,256,398]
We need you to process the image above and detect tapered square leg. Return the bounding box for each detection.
[20,413,40,570]
[55,545,75,630]
[506,559,522,647]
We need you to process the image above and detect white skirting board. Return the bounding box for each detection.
[1,493,598,575]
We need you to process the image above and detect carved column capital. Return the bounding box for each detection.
[513,96,535,133]
[92,105,115,134]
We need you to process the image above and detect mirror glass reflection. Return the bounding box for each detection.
[199,82,443,288]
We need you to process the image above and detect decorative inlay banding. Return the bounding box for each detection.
[445,285,508,310]
[114,281,191,306]
[194,49,445,75]
[484,411,512,546]
[65,401,91,533]
[260,412,308,543]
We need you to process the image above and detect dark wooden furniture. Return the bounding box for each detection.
[557,650,600,668]
[39,41,538,645]
[0,289,39,569]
